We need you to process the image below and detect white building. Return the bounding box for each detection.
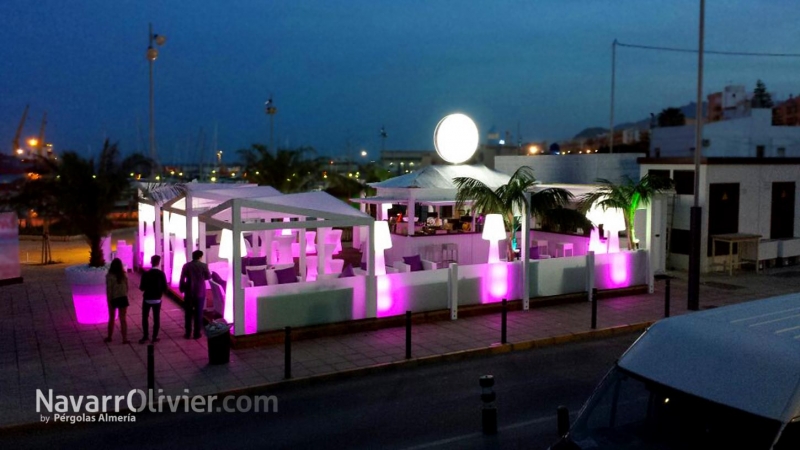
[639,158,800,273]
[651,109,800,158]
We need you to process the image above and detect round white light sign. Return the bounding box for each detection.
[434,113,479,164]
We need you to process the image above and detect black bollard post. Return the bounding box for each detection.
[284,326,292,380]
[591,288,598,330]
[480,375,497,435]
[501,299,508,344]
[147,344,155,393]
[664,278,671,318]
[405,311,412,360]
[557,405,570,436]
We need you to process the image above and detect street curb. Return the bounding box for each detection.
[203,321,654,398]
[0,321,653,432]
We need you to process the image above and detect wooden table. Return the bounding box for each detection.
[711,233,762,275]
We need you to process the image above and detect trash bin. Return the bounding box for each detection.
[206,319,231,365]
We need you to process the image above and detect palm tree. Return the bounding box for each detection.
[578,174,674,250]
[239,144,325,193]
[15,140,152,267]
[454,166,590,261]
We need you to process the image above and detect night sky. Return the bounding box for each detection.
[2,1,799,164]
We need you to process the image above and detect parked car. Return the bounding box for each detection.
[551,294,800,449]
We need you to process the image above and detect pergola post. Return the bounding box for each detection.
[521,192,530,310]
[366,221,377,318]
[407,193,416,236]
[232,200,245,337]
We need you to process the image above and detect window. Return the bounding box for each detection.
[648,169,670,181]
[757,145,765,158]
[674,170,695,195]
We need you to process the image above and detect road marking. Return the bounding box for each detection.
[400,413,576,449]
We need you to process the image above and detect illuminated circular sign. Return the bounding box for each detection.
[433,113,479,164]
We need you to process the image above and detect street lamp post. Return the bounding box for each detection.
[265,97,277,153]
[688,0,705,311]
[146,23,166,175]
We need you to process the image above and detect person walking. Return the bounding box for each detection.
[139,254,167,344]
[104,258,130,344]
[179,250,211,339]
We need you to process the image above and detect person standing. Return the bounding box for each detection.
[179,250,211,339]
[139,254,167,344]
[104,258,130,344]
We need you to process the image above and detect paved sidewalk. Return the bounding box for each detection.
[3,235,800,427]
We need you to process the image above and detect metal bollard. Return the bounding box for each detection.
[405,311,412,360]
[557,405,570,436]
[480,375,497,435]
[664,278,671,318]
[284,326,292,380]
[591,288,598,329]
[501,299,508,344]
[147,344,155,393]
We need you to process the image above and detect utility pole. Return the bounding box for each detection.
[688,0,705,311]
[609,39,617,154]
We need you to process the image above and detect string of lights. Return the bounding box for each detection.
[616,41,800,58]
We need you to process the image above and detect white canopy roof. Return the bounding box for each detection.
[203,191,374,229]
[369,164,510,190]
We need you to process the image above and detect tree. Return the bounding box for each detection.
[751,79,774,108]
[454,166,591,261]
[657,107,685,127]
[578,173,673,250]
[14,140,152,267]
[239,144,324,193]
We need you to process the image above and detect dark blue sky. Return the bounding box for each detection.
[2,1,799,164]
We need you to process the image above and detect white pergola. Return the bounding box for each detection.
[198,191,376,336]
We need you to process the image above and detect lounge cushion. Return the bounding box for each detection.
[530,246,540,259]
[246,267,268,286]
[211,271,226,290]
[403,254,424,272]
[339,264,354,278]
[275,267,298,284]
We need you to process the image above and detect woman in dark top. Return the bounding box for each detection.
[105,258,130,344]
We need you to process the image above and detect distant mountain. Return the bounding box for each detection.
[573,127,608,139]
[572,101,708,139]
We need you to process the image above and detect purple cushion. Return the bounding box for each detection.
[360,262,367,271]
[339,264,354,278]
[530,246,540,259]
[275,267,297,284]
[403,254,424,272]
[206,235,218,247]
[211,271,226,290]
[249,256,267,266]
[241,256,250,274]
[246,268,268,286]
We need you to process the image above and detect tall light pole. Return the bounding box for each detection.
[609,39,617,154]
[688,0,705,311]
[146,23,166,174]
[265,97,277,153]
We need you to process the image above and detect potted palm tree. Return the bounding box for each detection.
[17,140,152,323]
[454,166,591,261]
[578,174,674,250]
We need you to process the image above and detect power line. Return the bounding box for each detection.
[617,41,800,58]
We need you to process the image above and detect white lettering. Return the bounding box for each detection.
[36,389,53,413]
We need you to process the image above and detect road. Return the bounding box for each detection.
[1,333,639,450]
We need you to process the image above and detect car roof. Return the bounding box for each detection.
[619,293,800,422]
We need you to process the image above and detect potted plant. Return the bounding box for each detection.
[16,140,152,324]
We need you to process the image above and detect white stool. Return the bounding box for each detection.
[555,242,574,257]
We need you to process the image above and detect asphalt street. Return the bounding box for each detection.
[1,333,639,450]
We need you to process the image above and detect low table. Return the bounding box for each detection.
[711,233,762,276]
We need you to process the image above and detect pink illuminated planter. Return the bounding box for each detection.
[65,265,109,325]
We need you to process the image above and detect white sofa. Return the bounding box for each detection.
[392,259,438,272]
